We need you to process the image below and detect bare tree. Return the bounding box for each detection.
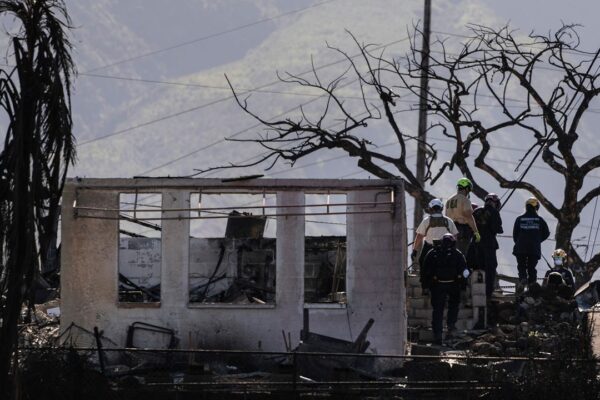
[210,25,600,282]
[399,24,600,282]
[0,0,76,393]
[211,32,439,208]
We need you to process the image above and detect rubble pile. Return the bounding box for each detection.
[465,282,583,357]
[18,300,61,348]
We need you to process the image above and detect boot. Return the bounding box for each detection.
[446,325,457,339]
[515,280,526,295]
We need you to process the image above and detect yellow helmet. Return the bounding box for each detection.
[552,248,567,260]
[526,197,539,209]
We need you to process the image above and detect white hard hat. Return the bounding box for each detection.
[428,198,443,210]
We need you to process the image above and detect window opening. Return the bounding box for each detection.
[118,193,162,303]
[189,192,277,305]
[304,193,347,304]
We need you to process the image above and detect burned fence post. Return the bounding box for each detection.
[302,309,309,341]
[292,350,298,394]
[93,326,105,375]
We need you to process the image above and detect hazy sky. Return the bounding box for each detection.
[19,0,600,276]
[68,0,600,177]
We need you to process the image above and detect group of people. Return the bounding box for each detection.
[410,177,575,344]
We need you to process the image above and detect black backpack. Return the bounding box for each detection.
[429,249,458,282]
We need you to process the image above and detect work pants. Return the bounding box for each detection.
[477,246,498,298]
[418,241,434,269]
[454,223,473,256]
[430,282,460,340]
[516,254,539,284]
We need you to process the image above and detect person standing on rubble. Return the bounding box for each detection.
[512,197,550,292]
[412,198,458,269]
[445,177,481,255]
[472,193,504,299]
[465,203,480,270]
[543,249,575,290]
[421,233,469,345]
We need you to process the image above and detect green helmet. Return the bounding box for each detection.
[457,177,473,190]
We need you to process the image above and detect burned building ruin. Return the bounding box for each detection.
[60,178,408,354]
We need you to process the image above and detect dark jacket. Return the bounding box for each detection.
[512,207,550,257]
[544,266,575,289]
[473,204,503,249]
[420,246,468,289]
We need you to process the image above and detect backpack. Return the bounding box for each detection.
[473,207,489,228]
[428,249,459,282]
[424,216,450,236]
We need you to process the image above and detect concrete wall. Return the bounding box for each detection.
[61,178,407,355]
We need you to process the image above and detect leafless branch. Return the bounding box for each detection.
[209,25,600,278]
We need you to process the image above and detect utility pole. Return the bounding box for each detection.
[413,0,432,236]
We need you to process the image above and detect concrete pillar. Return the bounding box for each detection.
[161,190,190,334]
[61,186,118,333]
[346,189,407,354]
[276,191,304,309]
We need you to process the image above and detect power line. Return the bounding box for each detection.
[429,134,600,175]
[136,76,363,176]
[77,34,600,148]
[83,0,340,73]
[137,119,600,187]
[590,206,600,260]
[84,48,600,202]
[136,107,401,200]
[207,105,412,179]
[78,72,600,114]
[584,185,600,261]
[195,101,591,181]
[428,30,598,74]
[221,106,414,172]
[78,37,410,147]
[78,96,234,146]
[80,72,370,99]
[139,105,600,180]
[264,141,408,178]
[431,29,599,58]
[335,169,370,179]
[143,72,600,179]
[432,144,600,181]
[134,38,415,176]
[77,70,600,148]
[498,50,600,207]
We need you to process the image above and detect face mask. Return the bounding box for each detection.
[553,258,563,267]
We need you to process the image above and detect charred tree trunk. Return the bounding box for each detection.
[555,210,584,280]
[0,71,36,394]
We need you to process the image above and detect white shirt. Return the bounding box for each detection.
[416,213,458,244]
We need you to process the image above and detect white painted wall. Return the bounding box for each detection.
[61,179,407,354]
[119,238,162,287]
